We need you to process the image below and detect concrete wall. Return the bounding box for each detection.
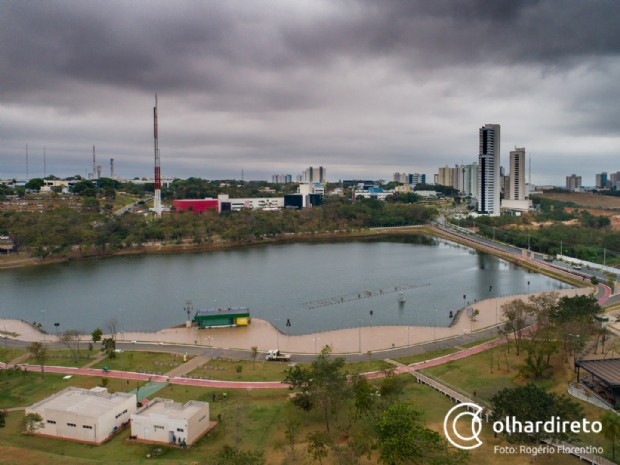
[187,402,210,445]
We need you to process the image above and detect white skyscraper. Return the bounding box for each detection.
[477,124,500,215]
[509,148,526,200]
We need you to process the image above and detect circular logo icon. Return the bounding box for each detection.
[443,402,483,450]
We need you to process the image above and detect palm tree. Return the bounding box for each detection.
[600,410,620,459]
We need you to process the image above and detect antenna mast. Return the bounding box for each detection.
[26,144,29,181]
[93,146,96,180]
[44,147,46,178]
[110,159,115,179]
[153,94,162,218]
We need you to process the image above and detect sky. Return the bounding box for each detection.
[1,0,620,185]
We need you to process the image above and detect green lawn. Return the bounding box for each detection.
[1,348,27,364]
[90,350,184,373]
[460,336,499,349]
[187,359,393,382]
[0,372,123,409]
[392,347,460,365]
[25,349,98,368]
[0,371,589,464]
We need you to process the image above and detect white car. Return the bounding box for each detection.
[573,265,582,270]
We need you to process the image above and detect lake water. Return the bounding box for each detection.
[0,235,570,335]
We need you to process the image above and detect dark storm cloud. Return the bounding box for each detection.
[1,1,620,182]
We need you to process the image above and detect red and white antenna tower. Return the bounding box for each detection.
[153,94,162,217]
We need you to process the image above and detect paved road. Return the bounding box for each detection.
[114,196,153,216]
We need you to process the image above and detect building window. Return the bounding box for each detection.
[154,425,165,430]
[176,428,184,433]
[47,420,56,424]
[82,425,93,429]
[67,423,76,427]
[199,415,206,423]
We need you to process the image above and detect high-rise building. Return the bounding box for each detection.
[408,173,426,186]
[460,164,478,197]
[296,174,304,182]
[566,174,582,191]
[478,124,501,215]
[503,176,511,200]
[596,172,608,189]
[304,167,326,183]
[509,148,526,200]
[393,172,407,183]
[437,166,452,186]
[272,174,292,183]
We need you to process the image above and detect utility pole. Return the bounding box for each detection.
[604,248,606,267]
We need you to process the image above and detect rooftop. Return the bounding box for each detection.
[133,398,207,420]
[577,359,620,387]
[29,387,135,417]
[195,307,249,317]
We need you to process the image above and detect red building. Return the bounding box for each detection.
[172,199,219,214]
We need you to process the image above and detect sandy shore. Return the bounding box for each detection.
[1,287,591,354]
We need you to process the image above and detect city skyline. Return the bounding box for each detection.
[1,1,620,184]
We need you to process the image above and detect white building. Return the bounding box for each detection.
[509,148,526,200]
[217,194,284,211]
[26,387,136,445]
[131,398,211,446]
[271,174,292,183]
[393,172,407,183]
[566,174,582,192]
[478,124,501,215]
[303,167,327,183]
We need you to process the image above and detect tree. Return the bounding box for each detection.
[105,318,119,341]
[25,178,45,191]
[23,412,45,446]
[374,402,469,465]
[491,383,584,444]
[224,399,248,452]
[91,328,103,344]
[59,329,83,363]
[236,364,243,378]
[82,197,100,212]
[501,298,529,355]
[26,342,47,379]
[352,374,375,420]
[250,346,258,370]
[282,406,302,460]
[0,409,6,428]
[306,430,331,465]
[101,337,116,358]
[600,410,620,460]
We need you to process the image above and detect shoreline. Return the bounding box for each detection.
[0,287,592,354]
[0,225,428,270]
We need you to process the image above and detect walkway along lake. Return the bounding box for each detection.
[0,235,571,335]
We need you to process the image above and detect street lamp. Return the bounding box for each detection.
[313,337,320,356]
[3,325,8,382]
[119,309,125,341]
[370,310,373,326]
[205,336,213,348]
[527,281,530,294]
[358,319,362,353]
[41,309,46,342]
[463,295,466,309]
[275,319,280,351]
[433,310,438,341]
[286,319,291,337]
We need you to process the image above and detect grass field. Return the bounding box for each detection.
[0,370,592,464]
[187,359,394,381]
[90,351,183,373]
[392,347,460,365]
[532,192,620,209]
[1,348,27,364]
[24,349,99,368]
[0,372,123,409]
[422,342,614,462]
[460,336,499,349]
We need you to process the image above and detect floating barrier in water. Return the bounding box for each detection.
[299,282,430,309]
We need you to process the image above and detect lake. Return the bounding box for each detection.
[0,235,570,335]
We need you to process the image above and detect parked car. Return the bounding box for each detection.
[573,265,582,270]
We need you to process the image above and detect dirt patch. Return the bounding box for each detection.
[532,192,620,209]
[565,207,620,230]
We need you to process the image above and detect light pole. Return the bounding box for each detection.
[119,309,125,341]
[433,310,438,341]
[41,309,46,341]
[463,295,466,309]
[3,325,8,382]
[275,319,280,351]
[205,336,213,348]
[370,310,373,326]
[358,319,362,353]
[313,337,320,356]
[527,281,530,294]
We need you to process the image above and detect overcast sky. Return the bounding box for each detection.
[2,0,619,185]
